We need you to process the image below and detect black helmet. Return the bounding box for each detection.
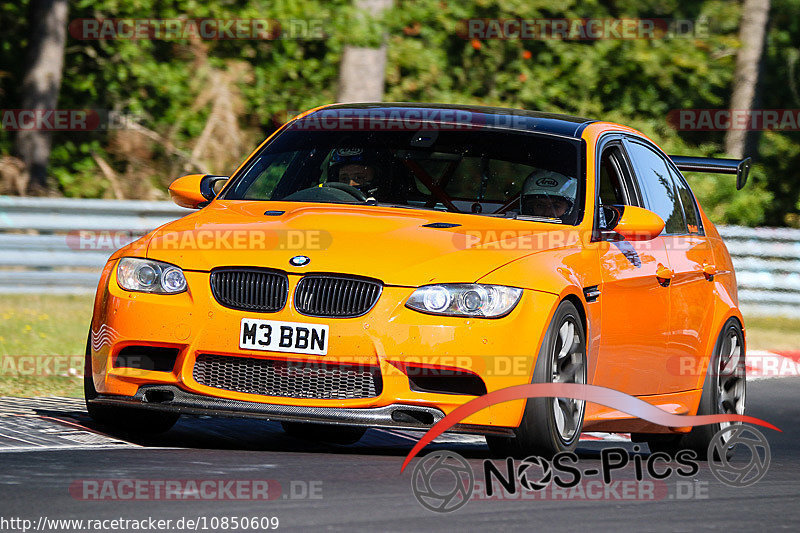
[329,147,376,173]
[328,147,380,194]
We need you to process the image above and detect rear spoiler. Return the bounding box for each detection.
[669,155,751,190]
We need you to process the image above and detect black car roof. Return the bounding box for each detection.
[309,102,597,138]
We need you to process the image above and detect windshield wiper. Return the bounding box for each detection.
[365,202,452,213]
[363,202,562,222]
[481,211,562,223]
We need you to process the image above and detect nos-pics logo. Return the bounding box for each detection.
[410,425,771,513]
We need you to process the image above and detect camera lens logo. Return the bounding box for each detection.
[708,425,771,487]
[411,451,473,513]
[517,456,553,491]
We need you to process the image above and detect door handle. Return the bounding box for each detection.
[656,265,674,287]
[702,263,717,281]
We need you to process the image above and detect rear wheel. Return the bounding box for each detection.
[84,338,179,434]
[634,318,746,460]
[487,300,587,458]
[281,422,366,445]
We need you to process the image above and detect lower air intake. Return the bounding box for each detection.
[193,353,382,400]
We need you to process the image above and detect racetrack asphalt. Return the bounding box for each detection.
[0,377,798,532]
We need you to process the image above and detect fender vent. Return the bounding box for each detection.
[583,285,601,303]
[422,222,461,228]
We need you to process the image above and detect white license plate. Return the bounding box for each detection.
[239,318,329,355]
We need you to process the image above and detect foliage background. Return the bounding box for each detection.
[1,0,799,226]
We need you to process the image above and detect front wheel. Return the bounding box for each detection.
[84,338,179,434]
[487,300,587,458]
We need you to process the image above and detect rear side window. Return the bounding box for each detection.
[625,140,686,235]
[670,166,703,234]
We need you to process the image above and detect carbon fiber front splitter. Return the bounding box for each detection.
[89,385,516,437]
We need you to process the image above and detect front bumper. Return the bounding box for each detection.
[89,384,515,436]
[89,264,559,430]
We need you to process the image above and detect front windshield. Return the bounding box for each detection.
[222,125,583,224]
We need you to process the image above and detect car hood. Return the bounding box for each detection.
[145,201,580,286]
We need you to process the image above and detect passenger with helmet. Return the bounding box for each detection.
[520,169,578,221]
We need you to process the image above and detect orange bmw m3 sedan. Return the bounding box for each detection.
[85,103,750,457]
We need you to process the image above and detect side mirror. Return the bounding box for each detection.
[168,174,228,209]
[602,205,665,241]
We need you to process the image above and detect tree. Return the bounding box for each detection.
[14,0,68,195]
[725,0,772,158]
[337,0,393,102]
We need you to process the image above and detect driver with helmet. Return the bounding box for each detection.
[520,169,578,221]
[328,148,381,199]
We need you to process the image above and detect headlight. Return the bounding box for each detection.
[116,258,187,294]
[406,284,523,318]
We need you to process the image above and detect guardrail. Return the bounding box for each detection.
[0,196,188,294]
[1,196,799,317]
[718,225,800,317]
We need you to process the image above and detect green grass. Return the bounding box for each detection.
[0,294,797,398]
[745,316,800,352]
[0,294,93,397]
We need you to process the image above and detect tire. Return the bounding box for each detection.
[84,337,179,435]
[281,422,366,445]
[633,318,746,460]
[486,300,587,458]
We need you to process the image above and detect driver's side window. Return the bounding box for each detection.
[596,144,638,232]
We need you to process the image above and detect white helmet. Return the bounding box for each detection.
[523,169,577,199]
[521,169,577,219]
